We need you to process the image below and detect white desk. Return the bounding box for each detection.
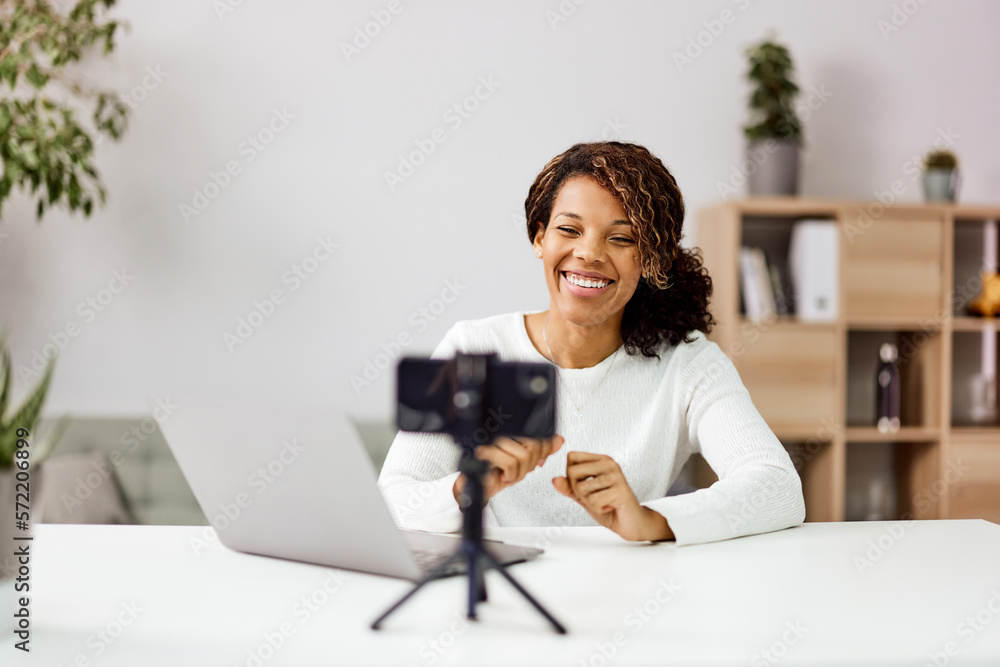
[4,521,1000,666]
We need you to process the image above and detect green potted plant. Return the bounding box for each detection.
[0,0,129,219]
[0,338,65,578]
[1,0,125,577]
[743,35,803,196]
[922,149,959,202]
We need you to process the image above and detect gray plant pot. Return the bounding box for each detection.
[746,139,800,196]
[0,467,43,580]
[923,168,959,202]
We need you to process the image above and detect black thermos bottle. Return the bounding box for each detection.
[877,343,901,433]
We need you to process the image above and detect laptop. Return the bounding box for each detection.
[154,396,542,580]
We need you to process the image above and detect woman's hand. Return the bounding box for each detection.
[453,434,565,504]
[552,451,674,542]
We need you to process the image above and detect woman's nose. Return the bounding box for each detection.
[574,234,604,263]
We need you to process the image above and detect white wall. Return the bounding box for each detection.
[1,0,998,420]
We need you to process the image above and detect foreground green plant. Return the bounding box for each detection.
[0,335,63,467]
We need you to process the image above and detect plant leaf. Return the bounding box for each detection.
[0,357,56,467]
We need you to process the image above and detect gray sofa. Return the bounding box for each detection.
[37,416,398,526]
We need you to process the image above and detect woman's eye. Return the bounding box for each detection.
[557,226,579,235]
[612,237,635,244]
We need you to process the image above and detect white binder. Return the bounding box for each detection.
[788,219,838,321]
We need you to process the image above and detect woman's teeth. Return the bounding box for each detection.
[565,273,610,288]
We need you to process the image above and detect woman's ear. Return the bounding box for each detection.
[532,228,545,257]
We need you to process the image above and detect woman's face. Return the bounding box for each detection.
[533,175,643,329]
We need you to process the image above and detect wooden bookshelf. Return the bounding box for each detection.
[697,199,1000,523]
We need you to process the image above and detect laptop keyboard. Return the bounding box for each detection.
[411,548,467,576]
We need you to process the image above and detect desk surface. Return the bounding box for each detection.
[4,521,1000,666]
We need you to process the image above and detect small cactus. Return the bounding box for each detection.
[924,150,958,171]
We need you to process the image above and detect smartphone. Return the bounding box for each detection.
[396,355,556,443]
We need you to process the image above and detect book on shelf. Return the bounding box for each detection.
[740,246,777,321]
[769,263,792,316]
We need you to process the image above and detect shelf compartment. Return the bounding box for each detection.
[842,210,945,320]
[846,330,943,430]
[952,217,1000,317]
[740,215,836,320]
[735,328,839,433]
[951,331,1000,428]
[845,440,940,521]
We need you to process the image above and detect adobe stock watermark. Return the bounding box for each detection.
[750,620,809,666]
[853,458,970,576]
[120,65,168,110]
[53,601,145,667]
[922,589,1000,667]
[349,277,467,394]
[189,438,307,555]
[94,66,169,149]
[214,0,248,21]
[877,0,931,40]
[15,267,135,383]
[545,0,587,31]
[340,0,412,63]
[384,76,501,192]
[405,613,471,667]
[577,578,682,667]
[59,398,181,516]
[179,107,295,223]
[716,83,833,201]
[223,235,340,353]
[673,0,752,73]
[844,126,959,244]
[234,569,352,667]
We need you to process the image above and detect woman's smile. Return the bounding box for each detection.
[561,270,614,296]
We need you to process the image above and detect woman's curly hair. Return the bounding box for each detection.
[524,141,714,358]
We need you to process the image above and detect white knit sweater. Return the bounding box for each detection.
[377,311,805,546]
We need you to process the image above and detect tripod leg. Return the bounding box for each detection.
[371,549,465,630]
[466,549,480,621]
[480,548,567,634]
[477,560,488,603]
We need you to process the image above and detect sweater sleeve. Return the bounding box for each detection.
[376,323,500,533]
[642,341,806,546]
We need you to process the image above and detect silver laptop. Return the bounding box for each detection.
[154,396,542,580]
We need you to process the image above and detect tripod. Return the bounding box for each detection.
[371,354,567,633]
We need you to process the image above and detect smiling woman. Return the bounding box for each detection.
[377,141,806,546]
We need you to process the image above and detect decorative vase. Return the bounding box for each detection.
[747,139,800,196]
[923,168,959,202]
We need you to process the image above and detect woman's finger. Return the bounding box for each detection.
[551,475,576,499]
[492,437,529,482]
[567,459,616,485]
[573,471,616,497]
[475,443,520,485]
[581,486,623,513]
